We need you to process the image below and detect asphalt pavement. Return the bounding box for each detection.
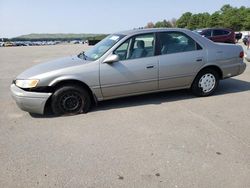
[0,44,249,188]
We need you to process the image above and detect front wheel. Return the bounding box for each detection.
[51,85,91,116]
[191,69,219,97]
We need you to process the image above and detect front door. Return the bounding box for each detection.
[100,33,158,98]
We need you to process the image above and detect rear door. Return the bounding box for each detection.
[156,31,206,89]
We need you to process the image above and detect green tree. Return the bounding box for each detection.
[220,4,243,30]
[239,6,250,30]
[208,11,222,27]
[176,12,192,28]
[154,19,172,28]
[199,13,210,28]
[243,14,250,30]
[187,14,199,30]
[146,4,250,31]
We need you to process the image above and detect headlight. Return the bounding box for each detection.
[15,79,39,88]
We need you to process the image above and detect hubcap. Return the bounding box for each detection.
[198,73,216,93]
[60,93,82,112]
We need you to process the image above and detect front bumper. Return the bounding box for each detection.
[10,84,52,114]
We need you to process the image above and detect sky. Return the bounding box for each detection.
[0,0,249,38]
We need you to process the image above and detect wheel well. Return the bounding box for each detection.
[44,80,96,114]
[191,65,223,89]
[198,65,223,79]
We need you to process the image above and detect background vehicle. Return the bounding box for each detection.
[11,28,246,116]
[194,28,236,44]
[243,35,250,46]
[246,51,250,62]
[235,32,242,42]
[3,41,14,47]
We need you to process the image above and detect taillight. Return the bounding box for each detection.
[239,51,244,58]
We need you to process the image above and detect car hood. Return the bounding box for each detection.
[16,55,89,79]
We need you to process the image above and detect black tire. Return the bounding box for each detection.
[191,68,219,97]
[51,85,91,116]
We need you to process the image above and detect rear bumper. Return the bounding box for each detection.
[245,51,250,62]
[222,61,246,79]
[239,62,247,75]
[10,84,52,114]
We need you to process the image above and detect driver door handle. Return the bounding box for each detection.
[196,58,203,62]
[146,65,154,69]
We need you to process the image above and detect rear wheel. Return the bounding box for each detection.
[51,85,91,116]
[191,68,219,97]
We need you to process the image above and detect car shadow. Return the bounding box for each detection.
[216,77,250,94]
[93,78,250,112]
[30,78,250,118]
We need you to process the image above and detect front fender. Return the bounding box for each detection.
[48,76,103,102]
[48,75,81,86]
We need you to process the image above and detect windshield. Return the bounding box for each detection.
[83,34,125,61]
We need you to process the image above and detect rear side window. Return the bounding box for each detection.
[213,30,229,36]
[157,32,202,55]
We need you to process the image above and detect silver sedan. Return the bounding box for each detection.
[11,28,246,115]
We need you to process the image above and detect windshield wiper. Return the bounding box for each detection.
[78,51,87,60]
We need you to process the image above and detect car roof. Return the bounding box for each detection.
[195,28,233,31]
[115,28,191,36]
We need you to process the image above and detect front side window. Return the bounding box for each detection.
[83,34,125,61]
[114,33,155,60]
[203,30,212,37]
[158,32,202,55]
[223,30,230,35]
[194,29,211,37]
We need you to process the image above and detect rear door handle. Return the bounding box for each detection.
[146,65,154,69]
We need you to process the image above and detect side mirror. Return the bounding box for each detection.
[77,51,85,59]
[103,54,119,64]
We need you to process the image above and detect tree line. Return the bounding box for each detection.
[145,4,250,31]
[9,34,108,42]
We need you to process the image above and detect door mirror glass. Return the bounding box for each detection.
[103,54,120,64]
